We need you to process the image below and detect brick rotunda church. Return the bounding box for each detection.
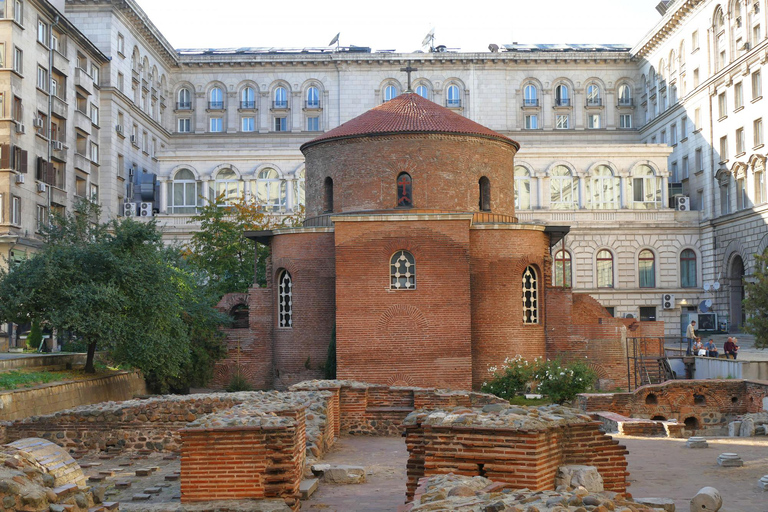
[220,91,662,391]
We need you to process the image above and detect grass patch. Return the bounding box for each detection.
[0,370,64,390]
[508,395,552,406]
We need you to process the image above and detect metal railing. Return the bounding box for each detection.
[586,98,602,107]
[555,98,571,106]
[446,99,462,108]
[618,99,634,107]
[626,336,679,390]
[208,101,224,110]
[176,101,191,110]
[273,100,288,109]
[240,100,256,109]
[305,100,321,109]
[523,99,539,107]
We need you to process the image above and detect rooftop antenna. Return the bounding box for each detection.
[421,28,435,52]
[329,32,340,50]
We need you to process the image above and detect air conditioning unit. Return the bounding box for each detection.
[140,202,153,217]
[33,118,44,128]
[123,202,137,217]
[36,182,47,193]
[15,174,25,184]
[51,141,64,151]
[676,196,690,211]
[130,135,137,144]
[662,293,676,310]
[15,123,25,134]
[116,124,124,134]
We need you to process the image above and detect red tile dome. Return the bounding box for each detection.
[301,93,519,151]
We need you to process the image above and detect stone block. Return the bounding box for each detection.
[312,464,366,484]
[554,465,604,493]
[144,487,161,494]
[115,481,131,489]
[728,421,741,437]
[740,418,756,437]
[300,478,319,499]
[690,486,722,511]
[132,493,151,501]
[635,497,676,511]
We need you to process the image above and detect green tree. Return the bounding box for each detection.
[27,318,43,351]
[745,249,768,348]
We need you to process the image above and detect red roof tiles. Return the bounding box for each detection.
[301,93,519,151]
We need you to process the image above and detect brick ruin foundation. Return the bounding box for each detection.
[578,379,768,434]
[1,380,636,509]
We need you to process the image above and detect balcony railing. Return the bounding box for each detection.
[555,98,571,107]
[586,98,603,107]
[272,100,288,109]
[446,99,462,108]
[240,100,256,109]
[304,100,321,109]
[208,101,224,110]
[176,101,192,110]
[523,99,539,107]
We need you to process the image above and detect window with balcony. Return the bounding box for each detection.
[586,84,601,106]
[256,168,285,212]
[630,165,662,209]
[240,86,255,109]
[446,84,461,107]
[274,86,288,108]
[306,86,319,108]
[618,84,632,106]
[209,87,224,110]
[177,88,191,110]
[214,168,242,205]
[550,165,577,209]
[514,166,531,210]
[555,84,570,106]
[523,84,538,106]
[587,165,619,209]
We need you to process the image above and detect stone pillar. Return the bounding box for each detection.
[620,175,629,209]
[158,178,168,213]
[227,91,238,133]
[194,92,206,133]
[578,174,586,209]
[662,175,669,208]
[259,91,270,133]
[286,179,294,212]
[201,177,211,205]
[537,176,546,209]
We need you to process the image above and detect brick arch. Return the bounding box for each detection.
[216,292,248,313]
[377,305,429,334]
[387,372,416,387]
[382,238,425,257]
[584,362,609,380]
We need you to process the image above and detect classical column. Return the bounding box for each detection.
[661,175,669,208]
[158,178,168,213]
[620,175,629,209]
[577,174,586,209]
[285,179,294,212]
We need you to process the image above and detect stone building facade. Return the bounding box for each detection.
[2,0,766,350]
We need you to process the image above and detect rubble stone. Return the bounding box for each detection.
[554,466,604,493]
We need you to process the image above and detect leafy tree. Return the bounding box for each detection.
[27,319,43,351]
[745,249,768,348]
[186,195,304,298]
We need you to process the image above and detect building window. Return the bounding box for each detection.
[177,88,191,110]
[168,169,201,214]
[479,176,491,211]
[37,19,47,45]
[554,250,572,288]
[681,249,697,288]
[755,161,766,205]
[755,118,764,147]
[278,270,292,327]
[586,84,601,106]
[178,118,191,133]
[415,85,428,99]
[307,116,319,131]
[587,114,601,129]
[735,82,744,109]
[671,161,679,182]
[522,266,538,324]
[718,92,727,119]
[256,168,285,211]
[117,33,124,54]
[618,84,632,106]
[620,114,632,129]
[446,84,461,107]
[324,177,333,212]
[639,307,657,321]
[241,87,255,109]
[274,117,287,131]
[209,118,222,132]
[13,0,22,25]
[660,130,666,144]
[390,250,415,290]
[269,86,286,109]
[13,46,22,74]
[555,84,570,106]
[306,86,319,108]
[214,168,242,205]
[639,249,656,288]
[631,165,662,209]
[555,114,569,129]
[209,87,224,110]
[682,156,689,180]
[681,116,688,139]
[523,84,538,106]
[736,177,746,210]
[692,30,699,49]
[11,195,20,225]
[294,169,306,208]
[384,84,397,102]
[36,66,47,91]
[670,123,677,145]
[550,165,577,209]
[587,165,619,209]
[695,147,703,172]
[753,70,762,100]
[525,114,538,129]
[597,249,614,288]
[736,127,745,154]
[514,166,531,210]
[90,104,99,125]
[397,172,413,207]
[241,116,255,132]
[721,180,731,214]
[720,136,728,161]
[90,142,98,163]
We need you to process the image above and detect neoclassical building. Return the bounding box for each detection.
[1,0,766,348]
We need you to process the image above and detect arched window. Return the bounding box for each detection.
[631,165,662,209]
[681,249,697,288]
[390,250,415,290]
[618,84,632,106]
[446,85,461,107]
[214,169,242,205]
[639,249,656,288]
[550,165,577,209]
[278,270,292,328]
[754,160,766,205]
[649,67,656,88]
[306,86,320,108]
[241,87,255,109]
[294,169,306,208]
[554,250,572,288]
[597,249,614,288]
[384,84,398,102]
[514,166,531,210]
[177,88,191,110]
[479,176,491,211]
[415,85,429,99]
[555,84,570,106]
[523,84,538,106]
[256,168,286,212]
[274,86,288,108]
[669,50,677,73]
[209,87,224,109]
[230,304,249,329]
[522,266,538,324]
[396,172,413,208]
[715,8,726,70]
[324,177,333,212]
[587,165,619,209]
[586,84,601,106]
[168,168,201,214]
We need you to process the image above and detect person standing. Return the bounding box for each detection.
[685,320,697,355]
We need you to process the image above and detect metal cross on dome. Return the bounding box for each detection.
[400,64,418,92]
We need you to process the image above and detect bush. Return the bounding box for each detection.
[27,319,42,351]
[225,371,253,392]
[532,359,597,404]
[481,356,533,400]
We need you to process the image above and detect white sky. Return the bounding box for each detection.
[133,0,665,53]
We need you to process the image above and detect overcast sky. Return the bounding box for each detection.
[133,0,665,53]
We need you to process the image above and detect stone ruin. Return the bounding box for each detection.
[0,380,693,511]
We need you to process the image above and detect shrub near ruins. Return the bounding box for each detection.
[483,357,596,404]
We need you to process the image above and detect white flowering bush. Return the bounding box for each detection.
[481,355,532,400]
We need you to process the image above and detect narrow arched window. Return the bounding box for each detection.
[306,86,320,108]
[384,85,397,102]
[522,266,538,324]
[681,249,697,288]
[514,166,531,210]
[597,249,614,288]
[324,177,334,212]
[446,85,461,107]
[209,87,223,109]
[586,84,601,106]
[390,250,415,290]
[396,172,413,208]
[618,84,632,106]
[278,270,292,328]
[177,88,191,110]
[415,85,429,99]
[274,86,288,108]
[523,84,538,106]
[479,176,491,211]
[256,168,285,212]
[639,249,656,288]
[554,250,572,288]
[241,87,255,109]
[555,84,570,106]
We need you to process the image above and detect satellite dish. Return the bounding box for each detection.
[328,32,340,46]
[703,282,711,292]
[705,299,713,308]
[713,281,721,291]
[699,300,710,313]
[421,28,435,47]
